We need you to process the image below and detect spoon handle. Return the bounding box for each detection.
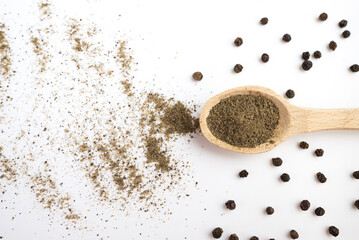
[302,108,359,132]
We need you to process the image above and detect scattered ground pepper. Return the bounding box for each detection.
[234,37,243,47]
[302,60,313,71]
[212,227,223,239]
[299,141,309,149]
[290,230,299,239]
[280,173,290,182]
[282,34,291,42]
[316,172,327,183]
[313,51,322,59]
[206,95,280,148]
[260,17,268,25]
[319,13,328,21]
[315,207,325,216]
[352,171,359,179]
[302,52,310,60]
[192,71,203,81]
[350,64,359,72]
[272,157,283,167]
[234,64,243,73]
[315,149,324,157]
[266,206,274,215]
[329,41,337,51]
[261,53,269,63]
[229,234,239,240]
[285,89,295,98]
[329,226,339,237]
[342,30,350,38]
[300,200,310,211]
[354,200,359,210]
[239,169,249,178]
[225,200,236,210]
[339,20,347,28]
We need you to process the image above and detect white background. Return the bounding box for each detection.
[1,0,359,239]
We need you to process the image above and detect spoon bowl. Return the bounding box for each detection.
[200,85,359,154]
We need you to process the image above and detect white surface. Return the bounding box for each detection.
[1,0,359,239]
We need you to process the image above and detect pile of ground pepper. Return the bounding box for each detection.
[206,95,279,148]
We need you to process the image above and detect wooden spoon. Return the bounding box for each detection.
[200,85,359,154]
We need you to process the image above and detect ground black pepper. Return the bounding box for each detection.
[260,17,268,25]
[234,37,243,47]
[316,172,327,183]
[280,173,290,182]
[319,13,328,21]
[350,64,359,72]
[229,234,239,240]
[315,149,324,157]
[299,141,309,149]
[342,30,350,38]
[225,200,236,210]
[192,72,203,81]
[250,236,259,240]
[329,41,337,51]
[290,230,299,239]
[272,157,283,167]
[315,207,325,216]
[266,206,274,215]
[239,170,249,178]
[313,51,322,59]
[207,95,280,148]
[328,226,339,237]
[285,89,295,98]
[302,60,313,71]
[302,52,310,60]
[234,64,243,73]
[212,227,223,239]
[282,34,291,42]
[354,200,359,210]
[261,53,269,63]
[300,200,310,211]
[339,20,347,28]
[353,171,359,179]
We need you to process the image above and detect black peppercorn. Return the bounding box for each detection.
[328,226,339,237]
[285,89,295,99]
[261,53,269,63]
[229,234,239,240]
[350,64,359,72]
[313,51,322,59]
[329,41,337,51]
[353,171,359,179]
[212,227,223,239]
[302,60,313,71]
[316,172,327,183]
[299,141,309,149]
[192,72,203,81]
[342,30,350,38]
[282,34,291,42]
[315,149,324,157]
[319,13,328,21]
[315,207,325,216]
[234,64,243,73]
[280,173,290,182]
[302,51,310,60]
[266,206,274,215]
[250,237,259,240]
[300,200,310,211]
[225,200,236,210]
[272,157,283,167]
[260,17,268,25]
[234,37,243,47]
[239,169,248,178]
[339,20,347,28]
[290,230,299,239]
[354,200,359,210]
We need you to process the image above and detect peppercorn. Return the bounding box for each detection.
[302,60,313,71]
[261,53,269,63]
[350,64,359,72]
[192,72,203,81]
[266,206,274,215]
[229,234,239,240]
[280,173,290,182]
[328,226,339,237]
[250,236,259,240]
[316,172,327,183]
[354,200,359,210]
[225,200,236,210]
[319,13,328,21]
[239,170,248,178]
[212,227,223,239]
[234,64,243,73]
[339,20,347,28]
[315,207,325,216]
[282,34,291,42]
[353,171,359,179]
[234,37,243,47]
[285,89,295,99]
[290,230,299,239]
[300,200,310,211]
[314,149,324,157]
[329,41,337,51]
[302,51,310,60]
[299,141,309,149]
[260,17,268,25]
[342,30,351,38]
[313,51,322,59]
[272,157,283,167]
